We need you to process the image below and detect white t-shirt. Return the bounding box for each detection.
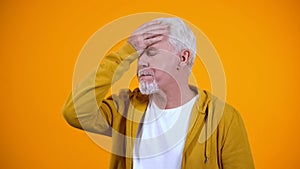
[133,95,198,169]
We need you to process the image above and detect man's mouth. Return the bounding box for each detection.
[138,69,154,80]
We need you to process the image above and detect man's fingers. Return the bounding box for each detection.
[134,20,168,34]
[143,28,168,39]
[128,19,170,53]
[138,24,169,35]
[144,35,164,46]
[136,20,162,31]
[134,27,168,37]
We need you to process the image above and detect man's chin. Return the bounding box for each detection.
[139,81,159,95]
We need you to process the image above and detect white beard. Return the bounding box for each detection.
[139,80,159,95]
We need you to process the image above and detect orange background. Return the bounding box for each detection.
[1,0,299,169]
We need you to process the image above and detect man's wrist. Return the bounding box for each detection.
[119,42,139,61]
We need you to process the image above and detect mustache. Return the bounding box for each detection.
[137,68,154,77]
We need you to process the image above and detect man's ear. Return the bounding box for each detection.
[179,49,190,66]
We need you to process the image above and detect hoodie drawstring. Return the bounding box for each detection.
[204,108,213,164]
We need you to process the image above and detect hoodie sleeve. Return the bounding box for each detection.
[221,107,255,169]
[61,42,137,135]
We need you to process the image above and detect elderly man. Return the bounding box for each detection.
[62,18,255,169]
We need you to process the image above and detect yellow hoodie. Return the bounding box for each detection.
[62,43,255,169]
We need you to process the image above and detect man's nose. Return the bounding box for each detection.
[138,54,150,69]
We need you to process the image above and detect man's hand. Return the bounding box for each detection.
[128,20,169,55]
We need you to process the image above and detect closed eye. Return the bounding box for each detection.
[146,47,158,56]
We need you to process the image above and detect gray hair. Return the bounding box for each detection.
[153,17,196,71]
